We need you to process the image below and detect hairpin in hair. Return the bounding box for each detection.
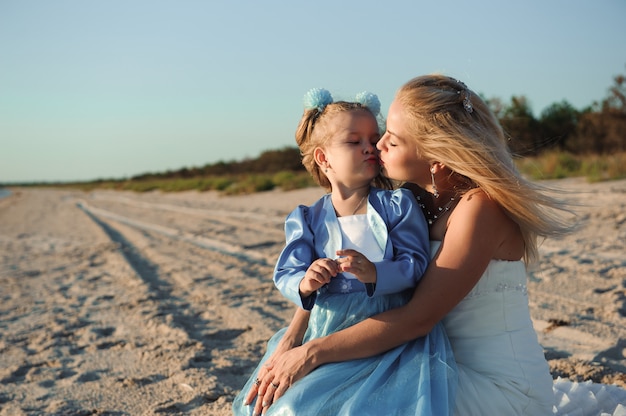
[303,88,333,112]
[455,79,474,114]
[462,90,473,113]
[355,91,381,116]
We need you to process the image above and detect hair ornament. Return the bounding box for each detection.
[355,91,381,116]
[462,90,474,114]
[454,79,474,114]
[303,88,333,112]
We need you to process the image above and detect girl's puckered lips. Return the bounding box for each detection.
[366,156,380,165]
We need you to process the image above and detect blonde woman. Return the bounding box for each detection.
[247,75,609,415]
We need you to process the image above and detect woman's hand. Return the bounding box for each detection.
[336,249,376,284]
[244,307,310,414]
[244,350,279,408]
[251,343,317,415]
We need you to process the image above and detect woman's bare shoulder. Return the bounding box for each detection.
[456,188,508,220]
[452,188,523,260]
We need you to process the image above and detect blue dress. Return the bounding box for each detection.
[232,188,457,415]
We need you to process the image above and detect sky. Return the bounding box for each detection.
[1,0,625,183]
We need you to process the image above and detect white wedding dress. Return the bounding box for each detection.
[432,242,626,415]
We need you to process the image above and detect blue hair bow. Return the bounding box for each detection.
[355,91,381,116]
[303,88,333,112]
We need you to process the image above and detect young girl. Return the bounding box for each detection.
[232,89,457,415]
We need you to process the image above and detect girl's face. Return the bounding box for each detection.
[377,99,430,187]
[320,110,381,189]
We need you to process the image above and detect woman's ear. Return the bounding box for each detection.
[429,161,446,174]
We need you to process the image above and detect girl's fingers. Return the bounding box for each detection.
[335,251,364,272]
[317,258,339,275]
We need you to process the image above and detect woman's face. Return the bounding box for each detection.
[377,99,430,187]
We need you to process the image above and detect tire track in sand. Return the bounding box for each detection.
[77,200,272,266]
[74,197,293,410]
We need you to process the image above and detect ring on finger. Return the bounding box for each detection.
[254,378,261,386]
[271,382,279,388]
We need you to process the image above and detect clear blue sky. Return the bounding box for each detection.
[1,0,624,183]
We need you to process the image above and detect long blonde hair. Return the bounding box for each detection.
[295,101,391,191]
[396,74,574,263]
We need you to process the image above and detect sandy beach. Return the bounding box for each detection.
[1,177,625,415]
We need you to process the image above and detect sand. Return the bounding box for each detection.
[0,177,625,415]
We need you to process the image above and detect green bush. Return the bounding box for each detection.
[223,175,275,195]
[272,171,315,191]
[516,151,626,182]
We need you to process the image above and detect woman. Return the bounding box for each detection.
[248,75,584,415]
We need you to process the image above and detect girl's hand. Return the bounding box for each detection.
[299,258,339,297]
[336,249,376,284]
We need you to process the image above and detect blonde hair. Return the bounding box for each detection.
[396,74,574,263]
[295,101,391,191]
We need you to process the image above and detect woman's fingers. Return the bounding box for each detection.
[253,375,271,415]
[245,362,273,406]
[244,377,261,405]
[272,380,288,403]
[253,373,280,415]
[260,380,279,414]
[260,377,291,414]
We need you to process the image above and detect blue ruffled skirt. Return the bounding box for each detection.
[232,290,457,416]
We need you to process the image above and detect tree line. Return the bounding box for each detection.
[491,68,625,156]
[134,68,626,181]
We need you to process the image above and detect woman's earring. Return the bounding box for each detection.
[430,167,439,198]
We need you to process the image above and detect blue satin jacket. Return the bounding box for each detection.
[274,187,430,310]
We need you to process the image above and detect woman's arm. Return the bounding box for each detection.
[311,191,512,360]
[262,191,517,407]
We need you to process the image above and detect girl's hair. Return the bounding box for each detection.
[396,74,574,263]
[295,101,391,191]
